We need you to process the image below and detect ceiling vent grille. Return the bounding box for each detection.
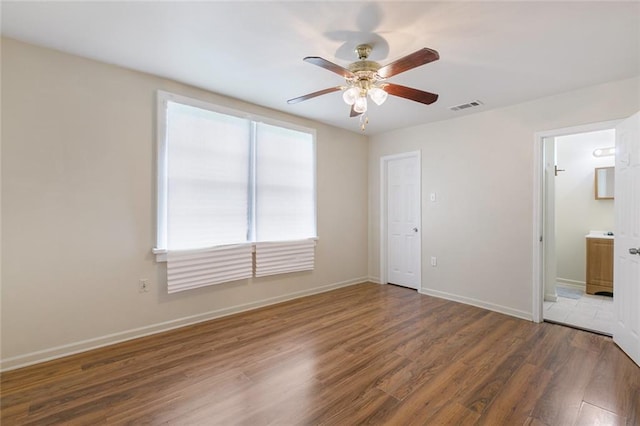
[449,100,484,112]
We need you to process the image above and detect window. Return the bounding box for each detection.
[155,91,316,292]
[164,101,251,250]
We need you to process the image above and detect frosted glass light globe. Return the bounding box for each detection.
[354,95,368,113]
[342,87,360,105]
[368,87,388,106]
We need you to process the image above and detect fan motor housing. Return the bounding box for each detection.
[348,60,381,74]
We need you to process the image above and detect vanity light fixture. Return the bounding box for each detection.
[593,147,615,157]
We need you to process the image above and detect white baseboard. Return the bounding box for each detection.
[418,288,532,322]
[545,293,558,302]
[556,278,586,290]
[367,276,381,284]
[0,277,367,372]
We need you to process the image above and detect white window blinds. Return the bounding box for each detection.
[167,245,253,293]
[255,123,315,241]
[166,102,250,250]
[254,239,316,278]
[157,92,317,293]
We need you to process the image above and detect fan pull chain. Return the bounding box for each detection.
[360,114,369,132]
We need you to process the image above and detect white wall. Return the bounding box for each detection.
[369,76,639,319]
[555,130,615,287]
[3,36,639,370]
[0,38,369,370]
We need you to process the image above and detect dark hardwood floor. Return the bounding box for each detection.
[1,283,639,425]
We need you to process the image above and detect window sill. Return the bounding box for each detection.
[152,248,168,262]
[152,237,318,263]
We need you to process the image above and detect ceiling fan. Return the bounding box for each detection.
[287,44,440,130]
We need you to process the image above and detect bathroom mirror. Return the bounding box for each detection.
[595,167,614,200]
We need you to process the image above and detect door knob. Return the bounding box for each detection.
[412,227,418,233]
[630,248,640,255]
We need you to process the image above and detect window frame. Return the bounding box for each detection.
[153,90,317,262]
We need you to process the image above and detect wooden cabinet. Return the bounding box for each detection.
[586,237,613,295]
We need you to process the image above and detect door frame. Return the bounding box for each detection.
[380,150,422,287]
[532,119,621,323]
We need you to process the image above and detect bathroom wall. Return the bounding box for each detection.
[555,130,615,287]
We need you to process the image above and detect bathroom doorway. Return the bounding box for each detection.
[538,121,618,335]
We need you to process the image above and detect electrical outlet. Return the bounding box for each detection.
[430,256,437,267]
[139,279,150,293]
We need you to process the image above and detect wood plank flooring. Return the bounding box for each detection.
[2,283,639,425]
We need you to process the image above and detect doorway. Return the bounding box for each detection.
[548,129,616,334]
[533,120,620,334]
[380,151,421,290]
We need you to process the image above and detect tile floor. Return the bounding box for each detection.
[543,285,614,335]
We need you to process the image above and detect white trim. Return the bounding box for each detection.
[156,92,168,251]
[0,276,365,372]
[556,278,586,290]
[420,288,532,322]
[152,247,167,262]
[368,276,382,284]
[532,119,623,324]
[532,132,543,322]
[156,90,316,135]
[544,293,558,302]
[379,150,422,288]
[535,120,622,140]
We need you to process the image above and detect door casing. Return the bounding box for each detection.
[532,119,621,322]
[380,150,422,288]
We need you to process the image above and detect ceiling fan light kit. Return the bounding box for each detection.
[368,87,388,106]
[354,95,368,114]
[342,87,360,105]
[288,44,440,131]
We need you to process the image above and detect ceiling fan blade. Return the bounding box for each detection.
[349,105,362,118]
[287,86,343,104]
[382,83,439,105]
[304,57,355,79]
[376,48,439,79]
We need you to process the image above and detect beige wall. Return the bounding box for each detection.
[555,131,615,287]
[369,76,639,318]
[3,36,639,370]
[1,38,369,369]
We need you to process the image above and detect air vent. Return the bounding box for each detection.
[449,100,484,112]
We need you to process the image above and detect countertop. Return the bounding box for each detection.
[586,231,614,240]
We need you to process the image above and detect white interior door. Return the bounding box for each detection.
[613,111,640,367]
[386,153,421,289]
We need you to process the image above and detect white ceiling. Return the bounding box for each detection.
[2,1,639,135]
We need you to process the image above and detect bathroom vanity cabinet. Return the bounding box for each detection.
[586,236,613,295]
